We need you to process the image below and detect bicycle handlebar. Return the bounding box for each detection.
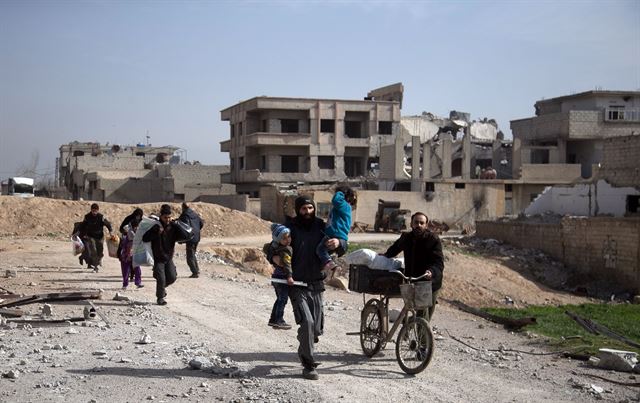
[389,270,430,282]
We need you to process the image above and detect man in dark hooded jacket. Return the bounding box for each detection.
[81,203,113,270]
[119,207,143,235]
[143,204,179,306]
[282,196,339,380]
[384,212,444,320]
[178,202,204,278]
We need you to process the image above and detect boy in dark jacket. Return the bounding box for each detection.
[384,212,444,320]
[143,204,179,306]
[178,202,204,278]
[81,203,113,271]
[263,223,293,330]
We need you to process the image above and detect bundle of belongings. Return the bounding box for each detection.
[343,248,404,271]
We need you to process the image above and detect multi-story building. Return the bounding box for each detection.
[219,84,403,196]
[511,90,640,182]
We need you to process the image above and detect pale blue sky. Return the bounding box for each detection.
[1,0,638,180]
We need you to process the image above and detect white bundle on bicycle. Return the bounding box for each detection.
[343,248,403,271]
[132,216,159,267]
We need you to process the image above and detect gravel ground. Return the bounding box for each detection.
[1,237,639,403]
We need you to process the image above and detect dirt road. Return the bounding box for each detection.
[1,237,638,402]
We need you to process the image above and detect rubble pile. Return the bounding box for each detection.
[0,196,271,239]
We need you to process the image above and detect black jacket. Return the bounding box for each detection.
[82,213,112,240]
[142,220,178,264]
[384,230,445,291]
[178,208,204,244]
[285,215,326,289]
[119,212,141,234]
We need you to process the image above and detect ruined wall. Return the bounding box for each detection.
[477,217,640,292]
[600,134,640,188]
[354,183,505,228]
[524,180,640,217]
[519,164,583,182]
[196,194,254,214]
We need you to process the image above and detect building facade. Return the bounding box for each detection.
[510,90,640,181]
[219,84,403,196]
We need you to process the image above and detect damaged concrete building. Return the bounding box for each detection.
[219,84,404,197]
[478,90,640,294]
[220,84,517,227]
[57,141,235,203]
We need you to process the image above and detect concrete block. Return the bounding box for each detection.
[591,348,638,373]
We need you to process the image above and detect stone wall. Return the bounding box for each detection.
[477,217,640,292]
[600,134,640,188]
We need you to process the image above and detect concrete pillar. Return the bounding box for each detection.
[411,136,421,191]
[557,139,567,163]
[512,137,522,179]
[440,133,453,179]
[462,133,472,180]
[492,139,502,169]
[422,140,432,181]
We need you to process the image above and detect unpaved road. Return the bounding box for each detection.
[1,237,638,402]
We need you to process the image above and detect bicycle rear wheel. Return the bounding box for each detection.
[360,299,383,357]
[395,317,434,374]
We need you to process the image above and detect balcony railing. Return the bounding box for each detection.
[605,108,640,122]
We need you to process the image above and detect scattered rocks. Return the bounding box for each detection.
[2,369,19,379]
[41,304,53,317]
[5,269,17,278]
[113,293,131,302]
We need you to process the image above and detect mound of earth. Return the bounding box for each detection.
[0,196,271,239]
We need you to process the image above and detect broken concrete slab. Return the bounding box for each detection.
[590,348,639,373]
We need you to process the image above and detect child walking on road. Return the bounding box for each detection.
[119,221,144,290]
[263,223,293,330]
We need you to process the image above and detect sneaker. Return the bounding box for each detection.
[122,286,128,291]
[189,273,199,278]
[136,284,144,289]
[314,336,319,344]
[273,321,292,330]
[302,368,319,380]
[268,321,278,327]
[157,298,167,306]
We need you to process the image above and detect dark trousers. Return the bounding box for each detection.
[153,259,177,300]
[269,282,290,324]
[94,237,104,266]
[289,286,324,370]
[186,242,199,275]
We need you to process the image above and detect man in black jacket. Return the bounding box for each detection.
[143,204,178,306]
[284,196,339,381]
[384,212,444,320]
[178,202,204,278]
[81,203,113,270]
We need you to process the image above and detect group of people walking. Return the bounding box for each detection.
[263,186,444,380]
[73,202,204,305]
[72,187,444,382]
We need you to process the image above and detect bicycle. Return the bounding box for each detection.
[348,268,435,374]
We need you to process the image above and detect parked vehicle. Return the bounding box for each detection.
[374,199,410,233]
[2,177,35,198]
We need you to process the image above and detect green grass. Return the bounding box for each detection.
[486,303,640,355]
[346,242,373,253]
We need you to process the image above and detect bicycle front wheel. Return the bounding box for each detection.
[360,300,383,357]
[395,317,434,374]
